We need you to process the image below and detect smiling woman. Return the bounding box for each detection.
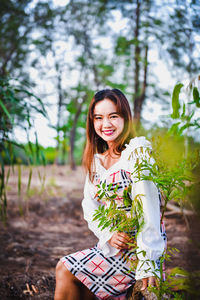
[54,89,166,300]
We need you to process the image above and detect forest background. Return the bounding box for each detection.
[1,0,200,168]
[0,0,200,299]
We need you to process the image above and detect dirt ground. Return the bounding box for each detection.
[0,165,200,300]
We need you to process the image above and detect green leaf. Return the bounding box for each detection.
[0,100,13,123]
[17,164,21,197]
[113,185,119,192]
[154,19,163,26]
[181,103,186,118]
[26,167,32,195]
[99,192,105,199]
[179,123,195,135]
[171,83,184,119]
[193,87,200,107]
[66,102,77,114]
[100,205,105,212]
[152,260,156,269]
[108,183,113,191]
[110,194,117,199]
[168,122,181,135]
[93,213,102,221]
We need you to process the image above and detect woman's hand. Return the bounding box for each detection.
[109,234,156,290]
[108,232,131,250]
[141,276,156,290]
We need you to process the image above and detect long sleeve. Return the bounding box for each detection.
[81,173,119,257]
[126,139,165,280]
[132,178,165,280]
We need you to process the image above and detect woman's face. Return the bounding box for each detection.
[93,98,124,145]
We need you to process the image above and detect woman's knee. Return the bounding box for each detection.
[56,260,71,280]
[55,260,95,300]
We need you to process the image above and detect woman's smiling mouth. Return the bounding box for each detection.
[103,130,115,136]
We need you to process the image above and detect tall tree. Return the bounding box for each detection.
[109,0,161,128]
[132,0,150,128]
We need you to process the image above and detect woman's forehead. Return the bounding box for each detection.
[94,98,117,113]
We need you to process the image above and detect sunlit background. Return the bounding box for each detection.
[7,0,200,148]
[1,0,200,165]
[1,2,200,298]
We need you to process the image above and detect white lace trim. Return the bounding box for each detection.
[121,136,152,159]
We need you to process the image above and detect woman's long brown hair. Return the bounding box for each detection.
[82,89,135,181]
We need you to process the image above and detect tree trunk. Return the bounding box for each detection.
[69,123,77,170]
[61,130,67,165]
[134,0,141,100]
[55,65,63,165]
[133,44,148,129]
[132,0,149,130]
[133,0,141,130]
[69,97,86,170]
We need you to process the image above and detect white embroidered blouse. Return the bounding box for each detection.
[82,136,165,280]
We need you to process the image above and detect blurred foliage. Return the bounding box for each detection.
[0,77,47,222]
[140,134,198,216]
[169,76,200,214]
[150,265,200,299]
[0,0,56,79]
[170,78,200,135]
[1,0,200,167]
[164,2,200,77]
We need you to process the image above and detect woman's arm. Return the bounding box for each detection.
[133,178,165,280]
[130,144,165,285]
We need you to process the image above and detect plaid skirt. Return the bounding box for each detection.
[61,244,136,300]
[61,218,167,299]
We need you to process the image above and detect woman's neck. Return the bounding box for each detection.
[100,146,121,170]
[106,142,118,155]
[104,148,119,158]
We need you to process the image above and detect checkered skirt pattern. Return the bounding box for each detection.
[61,245,136,299]
[61,168,167,299]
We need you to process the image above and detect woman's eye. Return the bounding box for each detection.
[94,117,102,120]
[110,115,118,119]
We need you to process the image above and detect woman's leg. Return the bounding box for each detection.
[54,260,96,300]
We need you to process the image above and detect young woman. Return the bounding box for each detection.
[54,89,166,300]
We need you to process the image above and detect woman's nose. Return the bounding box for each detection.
[102,117,111,127]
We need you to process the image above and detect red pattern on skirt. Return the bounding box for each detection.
[61,244,136,299]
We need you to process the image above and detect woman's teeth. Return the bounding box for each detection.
[103,130,114,135]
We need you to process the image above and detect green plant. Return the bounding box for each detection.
[134,139,195,221]
[149,265,200,299]
[93,182,144,235]
[0,77,47,222]
[168,76,200,215]
[169,76,200,136]
[93,181,145,271]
